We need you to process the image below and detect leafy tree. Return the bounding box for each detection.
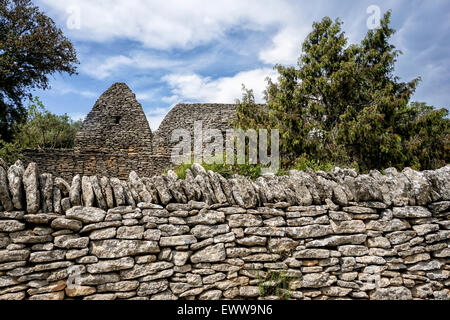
[0,96,82,163]
[235,11,449,172]
[0,0,78,144]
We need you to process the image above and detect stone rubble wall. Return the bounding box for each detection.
[74,82,153,154]
[22,150,172,181]
[152,103,237,155]
[0,159,449,300]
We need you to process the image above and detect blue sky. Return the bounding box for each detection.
[32,0,450,131]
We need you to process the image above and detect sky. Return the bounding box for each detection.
[32,0,450,131]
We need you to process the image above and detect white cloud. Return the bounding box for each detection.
[161,95,181,104]
[49,82,98,98]
[147,115,166,131]
[68,112,86,122]
[40,0,294,50]
[145,106,174,131]
[162,68,277,103]
[259,27,309,65]
[147,107,171,116]
[37,0,450,111]
[82,52,184,80]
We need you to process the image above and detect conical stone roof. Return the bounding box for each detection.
[74,83,152,153]
[152,103,237,155]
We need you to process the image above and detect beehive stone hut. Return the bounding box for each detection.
[152,103,237,155]
[74,82,153,153]
[23,83,238,180]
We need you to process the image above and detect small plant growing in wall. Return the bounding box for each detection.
[258,270,295,300]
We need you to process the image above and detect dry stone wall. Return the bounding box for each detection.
[74,82,153,154]
[0,159,449,300]
[22,149,171,181]
[23,85,240,181]
[152,103,237,155]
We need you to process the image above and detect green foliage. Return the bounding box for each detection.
[171,159,264,180]
[235,11,449,172]
[258,271,294,300]
[0,97,82,163]
[292,154,344,173]
[0,0,79,143]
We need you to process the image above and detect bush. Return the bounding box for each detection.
[171,160,264,180]
[0,97,82,164]
[235,11,449,173]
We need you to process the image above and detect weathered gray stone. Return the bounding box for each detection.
[367,237,391,248]
[0,166,14,212]
[54,235,89,249]
[301,273,334,288]
[160,235,197,247]
[38,173,53,212]
[90,240,159,258]
[0,249,30,263]
[0,220,25,232]
[90,176,107,210]
[402,168,433,205]
[191,243,226,263]
[195,174,215,205]
[66,206,106,223]
[22,163,40,213]
[267,238,298,253]
[143,229,162,241]
[121,262,173,280]
[306,234,367,247]
[295,249,330,259]
[407,260,443,271]
[428,201,450,213]
[191,224,230,238]
[366,219,410,232]
[137,280,169,296]
[51,218,82,232]
[61,197,71,212]
[412,224,440,236]
[81,176,95,207]
[370,287,412,300]
[78,273,120,286]
[385,231,417,245]
[7,161,25,210]
[110,178,126,206]
[117,226,144,240]
[286,225,332,239]
[99,177,115,209]
[173,251,191,266]
[9,231,52,244]
[158,224,189,236]
[89,228,117,240]
[208,171,228,204]
[29,250,66,263]
[97,280,139,292]
[53,187,62,214]
[330,220,366,234]
[153,175,172,205]
[186,210,225,225]
[227,214,262,228]
[120,183,135,208]
[393,206,432,218]
[129,171,152,203]
[69,175,82,207]
[80,221,122,233]
[182,170,202,202]
[54,177,70,196]
[87,257,135,273]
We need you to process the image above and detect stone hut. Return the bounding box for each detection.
[23,83,238,180]
[74,82,153,153]
[152,103,237,155]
